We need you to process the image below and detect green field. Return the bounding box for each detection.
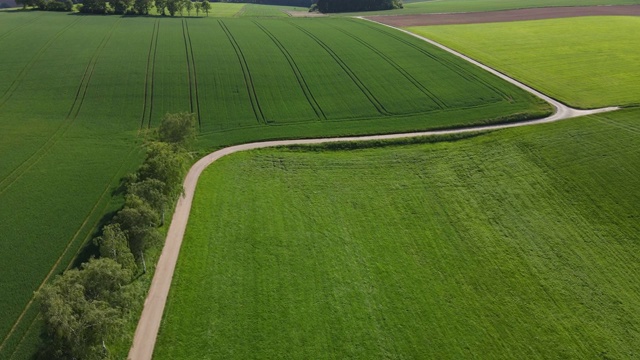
[156,109,640,359]
[0,11,546,359]
[343,0,640,15]
[409,16,640,108]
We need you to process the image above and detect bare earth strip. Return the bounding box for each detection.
[365,5,640,27]
[128,19,618,360]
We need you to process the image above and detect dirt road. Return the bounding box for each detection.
[127,18,618,360]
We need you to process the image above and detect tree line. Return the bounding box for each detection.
[16,0,212,16]
[36,113,196,360]
[314,0,402,13]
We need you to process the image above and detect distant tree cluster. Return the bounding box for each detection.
[37,113,196,359]
[80,0,209,15]
[224,0,312,7]
[16,0,73,11]
[315,0,402,13]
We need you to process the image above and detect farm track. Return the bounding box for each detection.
[254,21,326,120]
[331,25,446,110]
[354,19,511,100]
[288,21,391,116]
[0,17,83,109]
[183,20,202,128]
[0,12,44,42]
[129,20,620,360]
[218,20,266,125]
[141,20,159,132]
[0,145,139,356]
[0,18,121,197]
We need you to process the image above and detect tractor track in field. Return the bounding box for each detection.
[331,24,446,110]
[254,21,326,121]
[141,19,159,132]
[0,18,121,197]
[355,19,511,100]
[0,17,83,109]
[288,21,392,117]
[0,12,45,42]
[218,20,266,125]
[181,19,194,115]
[0,143,138,356]
[183,20,202,128]
[128,19,620,360]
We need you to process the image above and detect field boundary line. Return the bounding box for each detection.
[0,17,83,108]
[129,21,621,359]
[184,19,202,127]
[254,20,326,120]
[353,19,512,101]
[0,146,139,354]
[288,21,391,116]
[331,24,446,109]
[0,18,121,197]
[140,19,159,133]
[218,20,266,125]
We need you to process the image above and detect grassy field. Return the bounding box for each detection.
[156,108,640,359]
[409,16,640,109]
[0,11,547,359]
[343,0,640,15]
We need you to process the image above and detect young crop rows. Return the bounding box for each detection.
[0,11,545,358]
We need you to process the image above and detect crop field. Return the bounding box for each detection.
[0,10,547,358]
[344,0,640,16]
[409,16,640,108]
[156,109,640,359]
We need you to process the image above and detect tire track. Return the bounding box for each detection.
[0,145,138,354]
[0,17,83,109]
[0,12,44,42]
[332,25,446,110]
[148,21,160,129]
[0,18,122,196]
[254,21,326,120]
[218,19,266,125]
[140,19,159,132]
[288,21,391,116]
[183,19,202,128]
[353,19,512,101]
[180,19,195,115]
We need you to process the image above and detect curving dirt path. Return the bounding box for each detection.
[127,19,618,360]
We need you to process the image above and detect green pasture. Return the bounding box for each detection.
[0,11,546,358]
[409,16,640,108]
[156,108,640,359]
[343,0,640,15]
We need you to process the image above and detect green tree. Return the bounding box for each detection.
[194,1,200,16]
[128,178,168,215]
[185,0,192,15]
[137,141,188,197]
[133,0,152,14]
[200,0,209,16]
[37,258,133,360]
[158,112,196,146]
[80,0,107,13]
[112,0,132,14]
[166,0,180,16]
[114,195,161,257]
[155,0,167,15]
[95,223,136,272]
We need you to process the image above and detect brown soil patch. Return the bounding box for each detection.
[365,5,640,27]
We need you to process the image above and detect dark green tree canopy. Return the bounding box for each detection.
[316,0,402,13]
